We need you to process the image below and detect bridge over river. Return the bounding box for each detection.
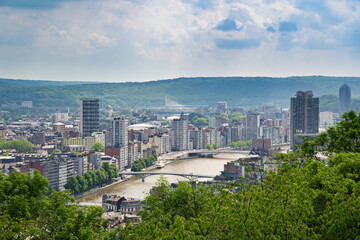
[119,172,216,182]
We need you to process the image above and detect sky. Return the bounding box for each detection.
[1,0,360,82]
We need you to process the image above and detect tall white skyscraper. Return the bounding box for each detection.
[80,98,99,137]
[170,119,188,151]
[111,117,128,165]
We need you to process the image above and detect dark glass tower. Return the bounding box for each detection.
[290,91,319,148]
[80,98,99,137]
[339,84,351,116]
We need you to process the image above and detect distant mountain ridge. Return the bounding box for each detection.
[0,76,359,111]
[0,78,99,86]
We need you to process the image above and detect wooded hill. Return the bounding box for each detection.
[1,76,359,111]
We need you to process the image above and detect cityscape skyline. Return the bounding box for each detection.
[1,0,360,82]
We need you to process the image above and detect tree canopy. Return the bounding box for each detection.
[106,148,360,239]
[131,155,158,172]
[315,110,360,154]
[0,170,107,239]
[91,142,105,152]
[64,162,118,195]
[0,139,33,152]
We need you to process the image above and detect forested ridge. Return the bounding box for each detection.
[2,111,360,239]
[1,76,360,110]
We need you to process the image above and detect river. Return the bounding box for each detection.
[82,153,245,202]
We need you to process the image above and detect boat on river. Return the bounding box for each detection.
[156,162,165,169]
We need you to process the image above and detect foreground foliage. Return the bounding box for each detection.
[0,170,107,239]
[108,109,360,239]
[107,149,360,239]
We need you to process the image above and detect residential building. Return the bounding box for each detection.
[320,112,335,126]
[21,101,33,108]
[104,146,126,171]
[92,131,106,147]
[170,119,188,151]
[62,137,97,150]
[111,117,128,166]
[80,98,99,137]
[290,91,319,148]
[111,118,128,148]
[189,128,203,150]
[246,114,260,141]
[217,101,228,113]
[43,154,76,190]
[128,142,138,167]
[29,131,45,145]
[53,113,69,123]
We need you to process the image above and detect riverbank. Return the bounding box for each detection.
[77,150,247,200]
[75,178,126,200]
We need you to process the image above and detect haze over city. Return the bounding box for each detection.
[1,0,360,82]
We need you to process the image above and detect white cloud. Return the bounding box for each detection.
[1,0,360,81]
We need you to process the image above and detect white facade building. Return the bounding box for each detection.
[320,112,335,127]
[54,113,69,122]
[170,119,188,151]
[92,131,106,147]
[111,117,128,165]
[21,101,33,108]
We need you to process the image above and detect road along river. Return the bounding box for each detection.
[82,153,246,202]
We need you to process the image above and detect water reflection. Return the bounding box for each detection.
[83,153,244,201]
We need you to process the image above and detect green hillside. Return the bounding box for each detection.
[0,76,359,110]
[0,78,98,86]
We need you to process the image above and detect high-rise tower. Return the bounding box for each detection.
[170,119,188,151]
[339,84,351,116]
[111,117,128,148]
[246,114,260,141]
[80,98,99,137]
[111,117,128,166]
[290,91,319,148]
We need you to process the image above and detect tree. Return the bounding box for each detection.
[108,149,360,239]
[193,117,208,127]
[109,164,118,178]
[0,139,33,152]
[0,170,107,239]
[83,171,94,189]
[49,149,61,159]
[131,155,158,172]
[212,143,218,149]
[120,108,132,117]
[76,175,88,192]
[64,176,80,195]
[89,170,99,187]
[102,162,118,182]
[91,142,105,152]
[316,110,360,154]
[205,144,213,150]
[229,112,245,123]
